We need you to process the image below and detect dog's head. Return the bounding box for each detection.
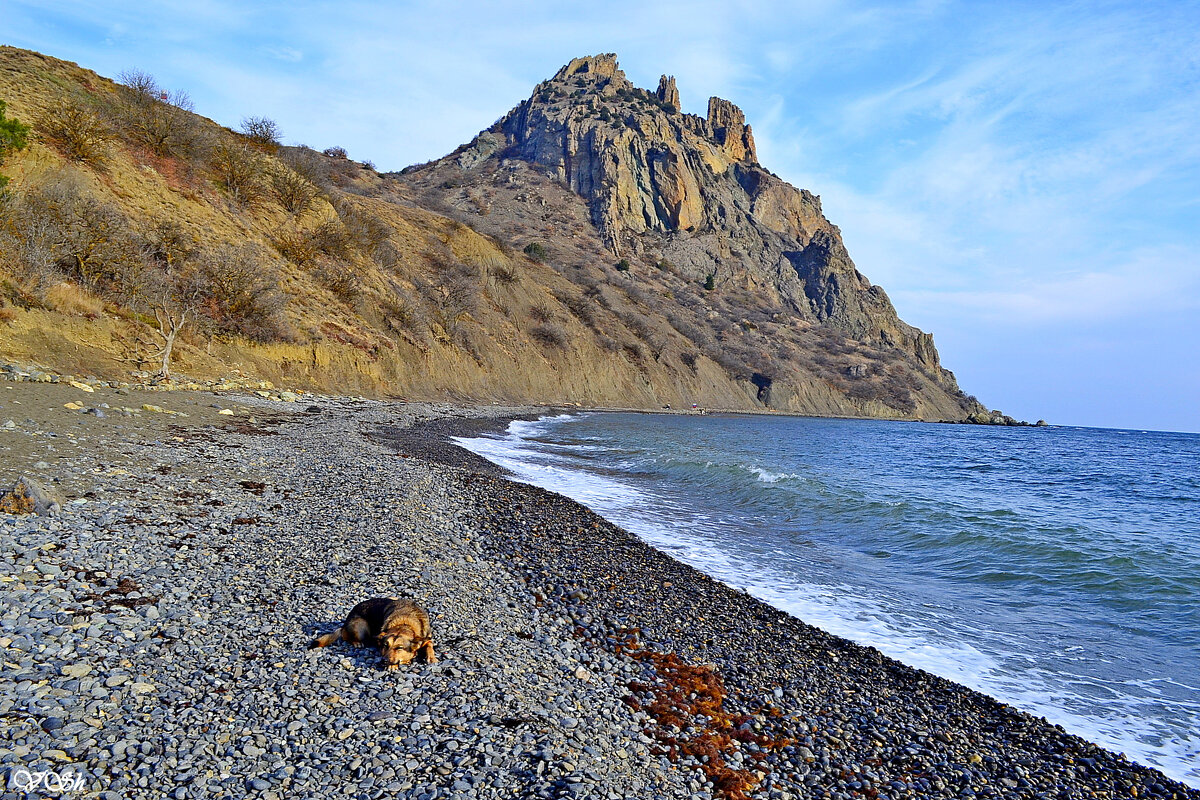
[379,627,422,667]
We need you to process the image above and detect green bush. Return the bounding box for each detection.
[704,273,715,291]
[0,100,31,190]
[522,241,547,263]
[615,258,631,272]
[0,100,30,155]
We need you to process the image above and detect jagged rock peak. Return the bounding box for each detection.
[553,53,625,83]
[656,75,680,111]
[490,53,777,246]
[707,97,756,163]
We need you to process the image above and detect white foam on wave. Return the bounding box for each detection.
[745,465,805,484]
[454,415,1200,789]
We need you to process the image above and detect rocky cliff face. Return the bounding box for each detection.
[443,54,967,400]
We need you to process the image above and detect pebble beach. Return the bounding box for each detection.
[1,380,1197,800]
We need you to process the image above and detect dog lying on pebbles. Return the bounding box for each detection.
[309,598,437,669]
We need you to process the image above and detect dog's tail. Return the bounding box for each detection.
[308,627,344,649]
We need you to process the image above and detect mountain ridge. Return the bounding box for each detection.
[0,46,998,422]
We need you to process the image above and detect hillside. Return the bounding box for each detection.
[0,47,987,420]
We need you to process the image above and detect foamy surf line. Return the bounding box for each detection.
[453,415,1200,788]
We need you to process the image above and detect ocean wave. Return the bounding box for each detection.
[744,465,806,484]
[455,411,1200,788]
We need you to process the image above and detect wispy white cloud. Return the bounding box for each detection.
[262,46,302,63]
[896,245,1200,325]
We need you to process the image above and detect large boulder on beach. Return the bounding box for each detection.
[0,475,64,515]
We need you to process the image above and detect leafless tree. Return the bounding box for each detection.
[239,116,282,152]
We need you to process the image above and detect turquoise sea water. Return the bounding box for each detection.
[456,413,1200,787]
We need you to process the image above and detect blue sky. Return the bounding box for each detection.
[6,1,1199,431]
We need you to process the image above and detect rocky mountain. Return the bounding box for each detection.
[0,47,986,420]
[396,54,978,418]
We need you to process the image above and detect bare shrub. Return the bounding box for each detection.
[208,141,266,205]
[846,381,875,402]
[0,178,140,293]
[530,322,568,350]
[240,116,281,152]
[272,227,317,266]
[679,351,698,371]
[380,287,428,338]
[441,270,480,322]
[38,101,113,167]
[271,219,352,265]
[336,200,391,255]
[314,260,359,304]
[491,260,520,286]
[553,287,597,329]
[420,260,480,335]
[619,309,655,342]
[665,312,708,345]
[270,166,318,214]
[529,302,555,323]
[309,219,352,259]
[138,219,197,271]
[880,372,917,413]
[114,241,209,379]
[372,240,400,270]
[114,69,201,158]
[192,244,284,340]
[279,145,331,189]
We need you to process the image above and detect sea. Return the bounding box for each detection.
[455,412,1200,788]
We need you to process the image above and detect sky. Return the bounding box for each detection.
[5,0,1199,432]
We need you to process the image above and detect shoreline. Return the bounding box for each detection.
[1,384,1194,798]
[379,406,1200,797]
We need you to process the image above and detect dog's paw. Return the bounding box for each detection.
[351,642,364,649]
[385,663,399,671]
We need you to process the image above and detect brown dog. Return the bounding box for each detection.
[309,598,436,669]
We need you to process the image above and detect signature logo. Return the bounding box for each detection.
[7,769,87,794]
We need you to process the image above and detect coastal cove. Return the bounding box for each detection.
[1,383,1197,799]
[452,412,1200,789]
